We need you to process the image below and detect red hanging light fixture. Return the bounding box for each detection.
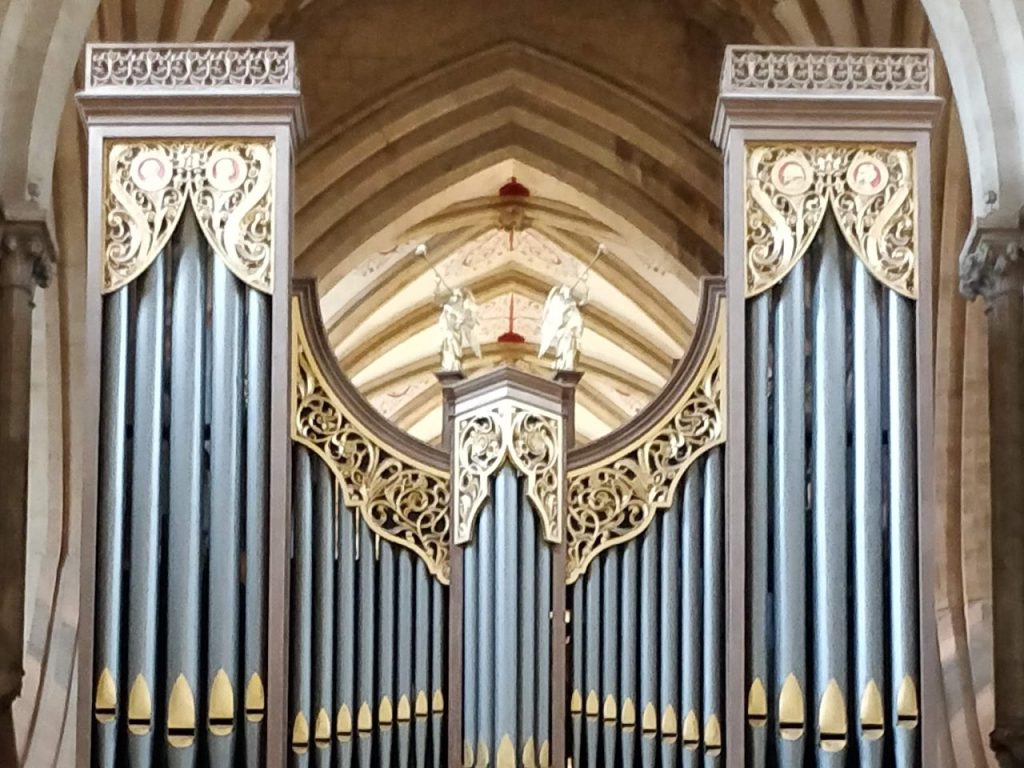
[497,176,531,250]
[496,294,526,344]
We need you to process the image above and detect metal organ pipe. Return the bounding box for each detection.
[166,213,206,764]
[291,447,314,761]
[888,293,919,766]
[853,255,885,768]
[745,291,771,766]
[356,512,376,768]
[681,464,704,765]
[335,497,357,767]
[244,287,271,765]
[312,460,335,763]
[703,447,724,763]
[638,514,659,768]
[811,219,850,762]
[535,517,553,768]
[462,519,479,768]
[773,257,808,765]
[493,467,520,765]
[517,489,538,766]
[396,550,415,768]
[208,254,246,763]
[127,247,166,768]
[619,538,641,768]
[476,497,496,767]
[93,285,130,768]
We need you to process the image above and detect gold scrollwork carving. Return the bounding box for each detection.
[565,304,725,584]
[103,139,275,294]
[745,143,917,299]
[291,302,451,583]
[453,402,563,546]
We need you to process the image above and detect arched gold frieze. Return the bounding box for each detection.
[453,401,563,546]
[746,143,917,298]
[565,297,725,584]
[103,139,275,293]
[291,299,452,582]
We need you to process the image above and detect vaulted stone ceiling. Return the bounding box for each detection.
[325,159,696,442]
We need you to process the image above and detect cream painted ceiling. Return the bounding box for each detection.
[324,159,698,444]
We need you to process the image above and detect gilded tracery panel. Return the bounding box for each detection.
[745,143,917,298]
[453,402,563,546]
[565,304,725,584]
[103,139,275,293]
[291,302,451,583]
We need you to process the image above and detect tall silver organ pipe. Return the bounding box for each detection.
[812,219,849,763]
[567,450,726,768]
[93,285,130,767]
[244,287,270,765]
[746,210,924,767]
[289,448,448,768]
[773,256,808,767]
[208,253,246,763]
[127,247,166,768]
[166,212,206,764]
[91,208,275,767]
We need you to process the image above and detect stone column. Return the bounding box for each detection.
[0,220,54,762]
[961,228,1024,767]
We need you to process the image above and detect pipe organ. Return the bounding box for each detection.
[714,46,941,768]
[78,43,939,768]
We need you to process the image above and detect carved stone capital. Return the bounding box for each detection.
[991,726,1024,767]
[960,227,1024,303]
[0,219,55,294]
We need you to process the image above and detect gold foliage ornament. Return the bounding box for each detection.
[565,304,724,583]
[453,401,563,545]
[746,143,917,298]
[103,139,275,293]
[291,302,452,582]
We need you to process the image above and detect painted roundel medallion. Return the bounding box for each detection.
[130,149,173,193]
[770,152,814,196]
[846,153,889,196]
[206,149,247,192]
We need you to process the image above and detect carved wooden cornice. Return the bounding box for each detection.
[720,46,934,97]
[85,43,299,92]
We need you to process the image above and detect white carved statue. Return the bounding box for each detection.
[539,284,585,371]
[438,287,481,372]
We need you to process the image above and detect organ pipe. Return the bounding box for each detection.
[356,516,376,768]
[493,468,519,764]
[619,538,640,768]
[517,492,538,765]
[745,291,771,767]
[93,285,130,768]
[853,256,885,767]
[208,254,245,762]
[291,447,314,761]
[703,447,724,762]
[396,550,415,768]
[638,514,659,768]
[127,247,166,768]
[312,461,335,763]
[888,293,919,766]
[335,497,357,767]
[244,287,271,765]
[811,220,849,761]
[773,257,808,764]
[166,213,205,762]
[681,466,703,765]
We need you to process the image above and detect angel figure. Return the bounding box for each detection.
[438,287,482,372]
[539,283,585,371]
